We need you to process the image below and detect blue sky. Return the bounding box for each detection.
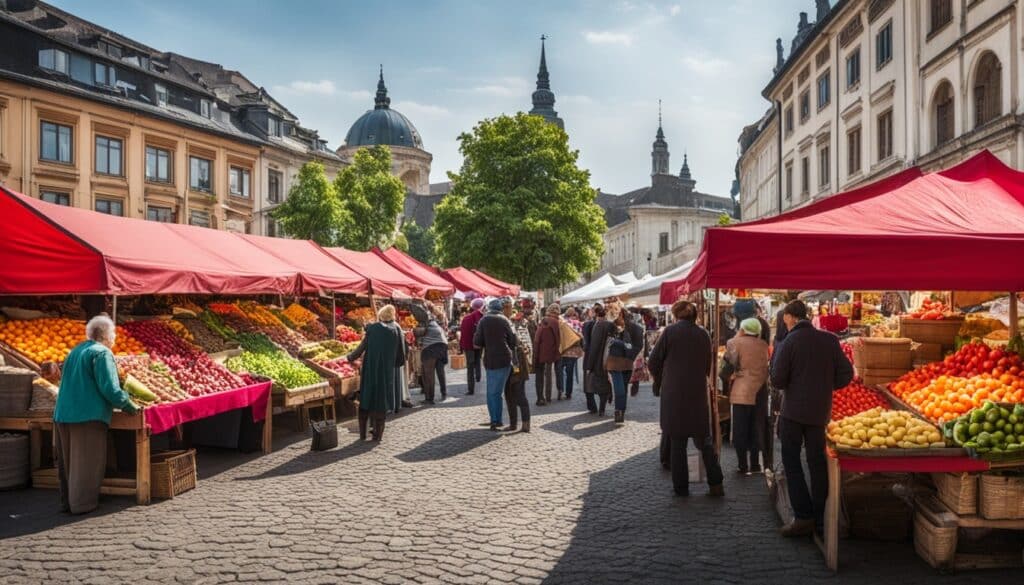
[52,0,812,196]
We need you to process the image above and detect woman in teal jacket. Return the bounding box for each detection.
[347,305,406,441]
[53,315,138,514]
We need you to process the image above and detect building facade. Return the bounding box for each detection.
[737,0,1023,221]
[0,0,340,234]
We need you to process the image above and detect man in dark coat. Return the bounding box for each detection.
[648,300,724,497]
[770,300,854,537]
[583,305,614,416]
[474,298,518,431]
[581,303,603,411]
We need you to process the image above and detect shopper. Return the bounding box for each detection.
[533,304,563,405]
[504,337,532,432]
[53,315,139,514]
[347,305,406,441]
[771,300,854,537]
[624,309,646,398]
[584,303,615,416]
[724,318,770,475]
[560,308,584,401]
[474,298,517,431]
[460,298,486,395]
[581,303,601,400]
[415,306,450,404]
[648,300,724,497]
[604,302,640,425]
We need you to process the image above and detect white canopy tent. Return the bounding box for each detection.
[623,260,696,306]
[559,271,642,305]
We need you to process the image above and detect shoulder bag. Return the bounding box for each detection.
[309,403,338,451]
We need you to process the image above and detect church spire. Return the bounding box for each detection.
[374,64,390,110]
[652,100,670,176]
[529,35,564,129]
[680,151,696,190]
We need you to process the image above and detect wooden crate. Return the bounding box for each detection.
[979,474,1024,520]
[860,366,910,386]
[853,337,912,370]
[277,381,332,408]
[449,353,467,370]
[932,472,977,516]
[912,342,944,364]
[151,449,196,499]
[899,318,963,348]
[339,375,360,398]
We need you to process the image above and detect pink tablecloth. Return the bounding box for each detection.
[143,381,272,435]
[836,454,990,473]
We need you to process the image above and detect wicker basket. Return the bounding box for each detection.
[0,433,29,489]
[151,449,197,499]
[853,337,912,370]
[912,342,944,364]
[978,474,1024,520]
[899,318,964,348]
[0,367,36,416]
[932,472,977,516]
[449,353,467,370]
[913,510,957,569]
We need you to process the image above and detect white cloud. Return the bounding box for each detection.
[669,4,682,16]
[392,100,452,118]
[681,55,731,76]
[341,89,373,100]
[456,76,531,97]
[272,79,337,96]
[583,30,634,46]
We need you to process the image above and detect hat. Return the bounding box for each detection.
[470,298,485,310]
[546,303,561,316]
[487,298,504,313]
[740,318,762,337]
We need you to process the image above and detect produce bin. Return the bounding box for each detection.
[913,509,956,569]
[899,318,964,349]
[931,472,978,516]
[151,449,197,499]
[852,337,912,370]
[978,474,1024,520]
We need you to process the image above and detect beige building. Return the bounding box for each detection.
[737,0,1021,220]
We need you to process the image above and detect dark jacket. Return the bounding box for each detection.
[348,321,405,413]
[624,318,645,361]
[474,312,517,370]
[757,316,771,345]
[459,310,484,351]
[648,320,713,439]
[770,320,854,426]
[533,316,562,365]
[774,309,788,346]
[582,319,596,365]
[584,319,614,374]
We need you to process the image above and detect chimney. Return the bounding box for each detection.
[798,12,810,32]
[815,0,830,22]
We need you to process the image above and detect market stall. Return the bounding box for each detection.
[440,267,510,298]
[470,269,521,297]
[372,247,456,297]
[657,150,1024,571]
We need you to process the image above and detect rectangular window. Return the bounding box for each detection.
[38,48,69,75]
[147,206,175,223]
[268,170,282,203]
[784,105,794,134]
[930,0,952,35]
[97,40,122,58]
[229,166,251,197]
[817,71,831,109]
[155,83,168,106]
[876,21,893,69]
[189,156,212,192]
[658,232,669,254]
[877,109,893,160]
[145,146,172,183]
[189,209,211,228]
[95,198,124,216]
[267,117,280,137]
[94,62,116,86]
[847,127,862,175]
[200,99,211,118]
[785,163,793,200]
[40,121,73,163]
[40,190,70,206]
[846,48,861,89]
[267,218,277,237]
[801,157,810,195]
[819,146,830,187]
[94,135,123,176]
[799,90,811,123]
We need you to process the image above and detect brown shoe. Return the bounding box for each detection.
[707,484,725,497]
[520,421,531,433]
[779,518,815,537]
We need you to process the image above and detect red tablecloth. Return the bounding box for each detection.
[143,381,272,435]
[835,454,990,473]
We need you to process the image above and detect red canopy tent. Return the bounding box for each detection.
[322,247,430,298]
[470,269,521,296]
[441,267,508,297]
[372,247,455,295]
[238,235,368,295]
[660,150,1024,302]
[0,186,298,295]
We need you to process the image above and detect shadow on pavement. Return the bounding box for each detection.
[234,438,378,481]
[540,412,619,440]
[0,488,132,540]
[394,428,503,463]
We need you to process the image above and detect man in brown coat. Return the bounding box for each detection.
[648,300,724,497]
[533,304,563,405]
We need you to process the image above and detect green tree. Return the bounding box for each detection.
[334,145,406,251]
[433,113,605,290]
[270,161,346,245]
[717,212,733,226]
[400,221,436,265]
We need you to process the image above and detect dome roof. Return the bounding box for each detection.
[343,68,423,149]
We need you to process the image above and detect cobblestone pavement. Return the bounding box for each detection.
[1,370,1019,584]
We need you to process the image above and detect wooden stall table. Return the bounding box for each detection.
[820,447,989,571]
[271,381,334,430]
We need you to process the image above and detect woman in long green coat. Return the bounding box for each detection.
[347,304,406,441]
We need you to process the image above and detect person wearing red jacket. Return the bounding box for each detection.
[533,304,563,405]
[459,298,486,395]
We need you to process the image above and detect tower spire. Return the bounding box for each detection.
[656,99,664,140]
[652,100,669,176]
[374,64,390,109]
[529,35,564,129]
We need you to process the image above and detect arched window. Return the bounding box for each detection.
[973,52,1002,128]
[933,81,955,146]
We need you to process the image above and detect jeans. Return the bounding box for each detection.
[732,404,761,471]
[560,357,578,398]
[485,366,511,425]
[505,377,530,427]
[665,434,724,494]
[465,349,482,393]
[610,370,630,411]
[779,416,828,530]
[535,362,562,402]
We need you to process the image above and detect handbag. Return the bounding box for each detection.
[604,331,634,371]
[588,370,612,397]
[558,320,582,354]
[309,403,338,451]
[629,355,651,383]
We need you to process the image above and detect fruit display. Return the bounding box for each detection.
[299,319,329,341]
[175,317,236,353]
[121,320,242,396]
[840,341,855,366]
[258,325,308,355]
[346,306,376,326]
[832,381,890,420]
[948,402,1024,453]
[907,298,958,320]
[828,408,944,450]
[399,314,418,331]
[0,317,145,363]
[336,325,362,343]
[891,343,1022,395]
[861,313,886,326]
[238,301,285,328]
[165,319,194,342]
[200,310,236,340]
[298,340,360,362]
[228,332,322,389]
[318,356,357,378]
[207,303,253,332]
[116,355,189,403]
[310,300,333,320]
[282,303,320,327]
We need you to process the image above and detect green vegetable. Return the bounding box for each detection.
[225,350,320,390]
[970,410,986,424]
[968,422,982,436]
[123,374,158,402]
[952,421,969,446]
[977,432,993,448]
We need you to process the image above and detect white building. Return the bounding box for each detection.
[737,0,1021,220]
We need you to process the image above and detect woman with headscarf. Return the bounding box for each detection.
[347,305,406,441]
[414,305,450,404]
[723,318,770,474]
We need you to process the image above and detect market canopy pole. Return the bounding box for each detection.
[1011,292,1019,338]
[711,288,722,455]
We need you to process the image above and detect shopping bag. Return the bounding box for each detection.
[309,404,338,451]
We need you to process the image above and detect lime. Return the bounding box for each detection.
[968,422,982,436]
[983,422,995,433]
